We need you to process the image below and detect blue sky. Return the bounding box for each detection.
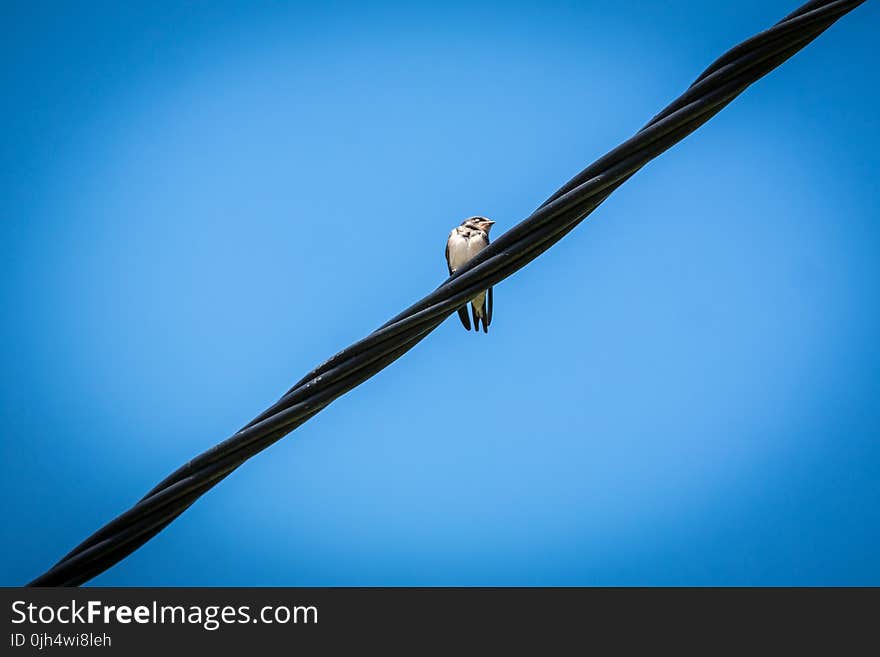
[2,0,877,585]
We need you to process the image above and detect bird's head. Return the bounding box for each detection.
[461,216,496,234]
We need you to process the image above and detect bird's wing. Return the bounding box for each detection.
[486,286,493,327]
[446,234,472,330]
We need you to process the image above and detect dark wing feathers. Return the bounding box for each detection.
[486,287,493,327]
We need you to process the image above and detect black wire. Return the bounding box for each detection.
[28,0,866,587]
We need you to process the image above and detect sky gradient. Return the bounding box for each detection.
[2,0,878,585]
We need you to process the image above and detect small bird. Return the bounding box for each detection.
[445,216,495,333]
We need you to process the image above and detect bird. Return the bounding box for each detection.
[445,216,495,333]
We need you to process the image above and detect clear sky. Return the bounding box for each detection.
[2,0,877,586]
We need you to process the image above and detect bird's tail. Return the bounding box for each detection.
[471,287,493,333]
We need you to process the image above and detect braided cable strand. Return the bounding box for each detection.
[28,0,866,586]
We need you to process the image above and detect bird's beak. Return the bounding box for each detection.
[482,220,496,231]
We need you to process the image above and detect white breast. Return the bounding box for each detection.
[446,230,472,273]
[466,233,488,261]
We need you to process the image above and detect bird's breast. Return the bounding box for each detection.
[466,235,488,261]
[446,233,471,272]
